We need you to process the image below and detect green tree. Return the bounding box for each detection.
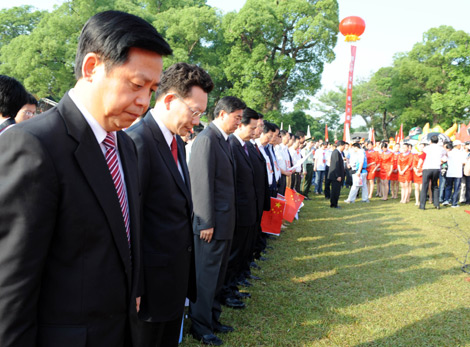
[0,6,45,48]
[222,0,339,113]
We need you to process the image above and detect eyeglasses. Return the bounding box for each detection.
[171,94,204,118]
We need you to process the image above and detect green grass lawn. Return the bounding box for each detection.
[180,190,470,346]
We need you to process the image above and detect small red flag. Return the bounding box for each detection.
[261,198,286,236]
[283,187,305,223]
[325,124,329,142]
[465,210,470,215]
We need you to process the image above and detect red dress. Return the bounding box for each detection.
[412,153,425,184]
[398,152,413,182]
[379,151,393,180]
[389,152,399,181]
[366,150,379,180]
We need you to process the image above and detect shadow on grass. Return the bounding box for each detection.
[355,308,470,346]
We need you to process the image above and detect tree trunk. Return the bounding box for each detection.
[382,110,388,140]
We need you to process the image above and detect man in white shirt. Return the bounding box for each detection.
[314,142,328,194]
[275,130,293,195]
[289,136,302,192]
[443,140,467,207]
[419,135,447,210]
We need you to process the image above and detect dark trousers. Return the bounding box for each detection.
[444,177,461,206]
[278,175,287,196]
[464,175,470,203]
[302,164,313,196]
[135,315,183,347]
[324,166,331,198]
[330,180,342,207]
[420,169,440,209]
[190,237,232,335]
[291,172,301,192]
[222,225,256,298]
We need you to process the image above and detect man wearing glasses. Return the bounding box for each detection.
[127,62,213,347]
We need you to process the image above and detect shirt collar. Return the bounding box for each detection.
[212,121,228,140]
[68,88,110,146]
[233,132,245,147]
[151,109,174,148]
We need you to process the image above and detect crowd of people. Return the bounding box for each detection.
[1,10,469,347]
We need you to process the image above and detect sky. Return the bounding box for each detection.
[2,0,470,118]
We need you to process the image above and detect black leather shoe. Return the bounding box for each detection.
[213,321,234,334]
[250,262,261,270]
[190,329,223,346]
[223,297,246,309]
[259,256,268,261]
[234,290,251,299]
[248,274,261,280]
[237,279,253,287]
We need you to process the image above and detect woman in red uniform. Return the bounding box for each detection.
[379,142,393,200]
[412,142,426,205]
[366,141,379,199]
[398,143,414,203]
[390,143,400,199]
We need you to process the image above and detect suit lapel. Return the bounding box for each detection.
[144,114,191,203]
[59,93,132,288]
[209,122,233,164]
[232,136,254,172]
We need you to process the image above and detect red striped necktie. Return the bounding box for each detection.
[103,133,131,247]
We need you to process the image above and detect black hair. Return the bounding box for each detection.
[445,142,453,150]
[74,11,172,79]
[214,96,246,119]
[258,112,264,119]
[155,62,213,101]
[381,142,388,149]
[279,130,289,137]
[430,135,439,144]
[25,92,38,106]
[337,140,346,146]
[272,123,280,132]
[295,130,306,137]
[262,121,276,134]
[352,142,361,148]
[0,75,28,118]
[241,107,259,125]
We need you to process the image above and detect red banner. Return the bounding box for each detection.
[283,187,305,223]
[343,45,357,142]
[325,124,329,142]
[261,197,286,236]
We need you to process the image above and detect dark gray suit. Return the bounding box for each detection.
[126,112,196,346]
[0,93,141,347]
[188,122,236,335]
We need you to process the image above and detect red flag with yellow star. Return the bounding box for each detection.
[283,187,305,222]
[261,197,286,236]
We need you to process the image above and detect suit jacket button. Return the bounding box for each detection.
[187,246,192,252]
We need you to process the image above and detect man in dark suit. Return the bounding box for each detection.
[328,141,346,208]
[188,96,246,346]
[0,11,172,347]
[127,63,214,347]
[221,107,260,308]
[247,115,271,274]
[0,75,28,134]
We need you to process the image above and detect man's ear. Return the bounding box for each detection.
[163,94,177,111]
[81,53,102,82]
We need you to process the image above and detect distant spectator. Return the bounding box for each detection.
[16,93,38,123]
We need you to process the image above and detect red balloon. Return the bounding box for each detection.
[339,16,365,42]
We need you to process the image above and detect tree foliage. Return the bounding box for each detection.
[0,0,339,114]
[314,25,470,141]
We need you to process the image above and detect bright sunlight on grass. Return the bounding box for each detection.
[181,190,470,346]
